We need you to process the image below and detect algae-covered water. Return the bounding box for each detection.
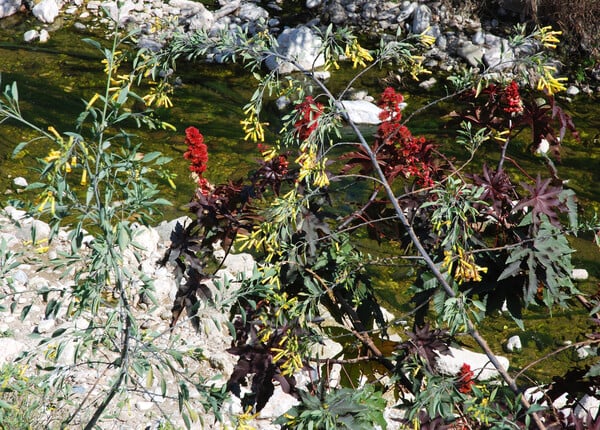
[2,18,600,383]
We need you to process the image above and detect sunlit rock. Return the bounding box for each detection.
[340,99,383,125]
[32,0,60,23]
[265,26,325,74]
[436,346,509,380]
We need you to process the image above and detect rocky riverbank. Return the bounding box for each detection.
[1,0,599,93]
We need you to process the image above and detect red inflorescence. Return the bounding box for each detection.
[375,87,435,187]
[378,86,405,121]
[183,126,212,195]
[183,126,208,177]
[457,363,475,394]
[503,80,523,114]
[294,96,324,141]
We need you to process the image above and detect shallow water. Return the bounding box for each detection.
[2,18,600,382]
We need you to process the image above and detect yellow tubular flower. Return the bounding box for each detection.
[44,149,61,163]
[80,169,87,186]
[85,93,101,110]
[537,26,562,50]
[409,56,432,81]
[419,27,436,48]
[537,65,568,95]
[345,39,373,69]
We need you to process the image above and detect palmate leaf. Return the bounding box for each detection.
[513,175,564,226]
[498,216,577,313]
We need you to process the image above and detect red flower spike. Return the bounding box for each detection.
[457,363,475,394]
[184,126,209,177]
[503,80,523,114]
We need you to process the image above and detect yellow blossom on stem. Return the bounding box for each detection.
[536,26,562,49]
[85,93,101,111]
[537,65,568,95]
[240,112,267,142]
[344,39,373,69]
[442,246,488,284]
[44,149,61,163]
[419,27,436,48]
[409,56,432,81]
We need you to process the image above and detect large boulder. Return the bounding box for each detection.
[265,26,325,74]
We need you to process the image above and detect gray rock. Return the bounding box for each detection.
[0,338,26,364]
[505,335,522,352]
[411,4,431,34]
[237,2,268,22]
[264,26,325,74]
[574,394,600,420]
[397,1,416,23]
[483,38,515,71]
[24,30,39,42]
[419,76,437,90]
[472,30,485,45]
[39,29,50,43]
[155,216,192,244]
[571,268,589,280]
[566,85,580,96]
[324,0,347,25]
[132,224,160,257]
[306,0,322,9]
[457,41,484,67]
[13,176,26,188]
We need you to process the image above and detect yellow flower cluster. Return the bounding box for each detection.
[142,80,174,108]
[296,146,329,188]
[344,39,373,69]
[536,25,562,50]
[419,28,437,48]
[42,126,88,191]
[536,64,568,95]
[240,110,268,142]
[442,246,488,284]
[408,55,432,81]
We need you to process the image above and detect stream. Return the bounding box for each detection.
[2,18,600,383]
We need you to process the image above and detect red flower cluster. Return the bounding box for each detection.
[503,80,523,114]
[456,363,475,394]
[378,86,405,121]
[375,87,435,187]
[183,126,211,195]
[294,96,324,141]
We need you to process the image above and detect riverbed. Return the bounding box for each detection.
[2,18,600,383]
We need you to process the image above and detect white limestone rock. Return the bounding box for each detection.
[0,0,21,19]
[0,338,26,364]
[436,346,509,381]
[32,0,60,23]
[265,26,325,74]
[24,30,40,43]
[505,335,522,352]
[340,99,383,125]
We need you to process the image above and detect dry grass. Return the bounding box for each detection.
[535,0,600,57]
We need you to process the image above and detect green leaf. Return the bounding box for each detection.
[11,140,30,157]
[20,304,32,321]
